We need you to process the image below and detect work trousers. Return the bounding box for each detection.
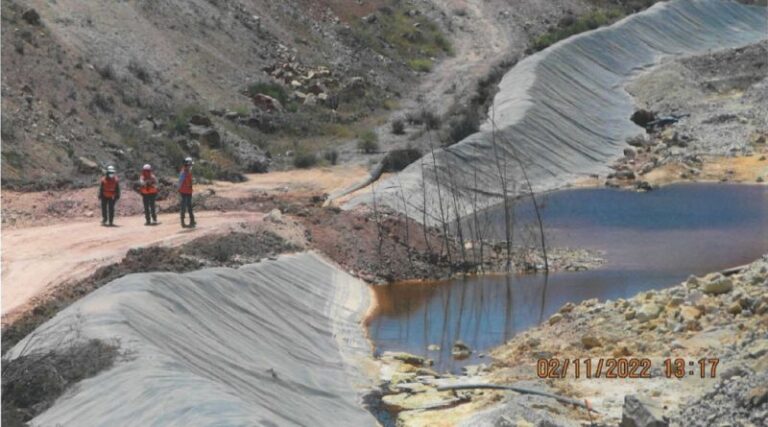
[101,198,116,225]
[142,194,157,223]
[180,194,195,225]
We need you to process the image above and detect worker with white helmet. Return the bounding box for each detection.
[178,157,196,228]
[98,165,121,226]
[139,164,159,225]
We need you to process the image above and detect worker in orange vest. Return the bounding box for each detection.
[139,164,159,226]
[178,157,196,228]
[98,165,121,226]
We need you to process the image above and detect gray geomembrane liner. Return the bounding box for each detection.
[347,0,767,223]
[6,252,376,426]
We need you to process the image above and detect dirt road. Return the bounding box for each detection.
[1,211,265,324]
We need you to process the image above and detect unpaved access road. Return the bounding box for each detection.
[1,211,265,324]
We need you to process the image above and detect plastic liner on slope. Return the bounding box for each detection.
[347,0,767,224]
[5,252,376,427]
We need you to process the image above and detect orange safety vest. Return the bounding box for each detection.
[101,176,119,199]
[140,171,158,195]
[179,167,193,195]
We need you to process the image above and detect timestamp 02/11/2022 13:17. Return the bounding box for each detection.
[536,358,720,380]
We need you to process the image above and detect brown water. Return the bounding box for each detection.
[367,184,768,372]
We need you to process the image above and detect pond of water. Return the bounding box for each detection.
[367,184,768,372]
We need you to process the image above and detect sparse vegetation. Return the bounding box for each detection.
[351,4,453,74]
[323,149,339,165]
[2,115,17,141]
[448,110,480,145]
[358,130,379,154]
[2,338,121,425]
[247,81,289,106]
[408,58,433,73]
[382,147,421,172]
[391,118,405,135]
[167,105,205,135]
[127,59,151,84]
[90,93,115,113]
[293,150,318,168]
[530,9,624,52]
[420,110,441,130]
[97,63,116,80]
[163,139,186,167]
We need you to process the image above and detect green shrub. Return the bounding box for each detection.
[293,151,318,168]
[382,147,422,172]
[448,111,480,144]
[408,58,433,72]
[420,110,440,130]
[323,149,339,165]
[247,81,288,105]
[357,130,379,154]
[163,140,186,167]
[167,105,205,135]
[391,119,405,135]
[530,9,624,52]
[350,6,452,69]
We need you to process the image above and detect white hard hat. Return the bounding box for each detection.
[184,157,193,165]
[106,165,116,173]
[143,164,152,170]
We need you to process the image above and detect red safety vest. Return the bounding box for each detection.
[140,171,158,195]
[179,167,193,195]
[101,176,119,199]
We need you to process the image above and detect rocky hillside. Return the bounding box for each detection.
[4,0,670,190]
[1,0,461,188]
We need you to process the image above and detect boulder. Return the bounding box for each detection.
[382,390,459,412]
[76,156,100,174]
[630,109,656,128]
[637,303,663,323]
[581,335,601,349]
[620,395,668,427]
[303,93,317,106]
[22,8,41,25]
[548,313,563,325]
[679,306,702,322]
[189,114,212,127]
[700,273,733,295]
[266,208,283,224]
[742,386,768,408]
[199,128,221,148]
[451,341,471,359]
[385,351,426,366]
[727,301,742,315]
[251,93,284,113]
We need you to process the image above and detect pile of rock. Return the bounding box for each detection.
[484,254,768,425]
[374,351,490,424]
[262,62,338,106]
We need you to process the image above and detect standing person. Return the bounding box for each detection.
[98,165,120,226]
[140,164,159,226]
[178,157,196,228]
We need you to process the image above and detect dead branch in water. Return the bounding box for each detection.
[489,106,515,271]
[492,122,549,273]
[426,125,453,267]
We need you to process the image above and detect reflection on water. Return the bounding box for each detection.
[368,184,768,372]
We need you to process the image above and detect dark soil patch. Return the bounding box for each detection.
[183,230,300,265]
[302,206,464,284]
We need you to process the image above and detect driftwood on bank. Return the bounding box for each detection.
[436,383,598,413]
